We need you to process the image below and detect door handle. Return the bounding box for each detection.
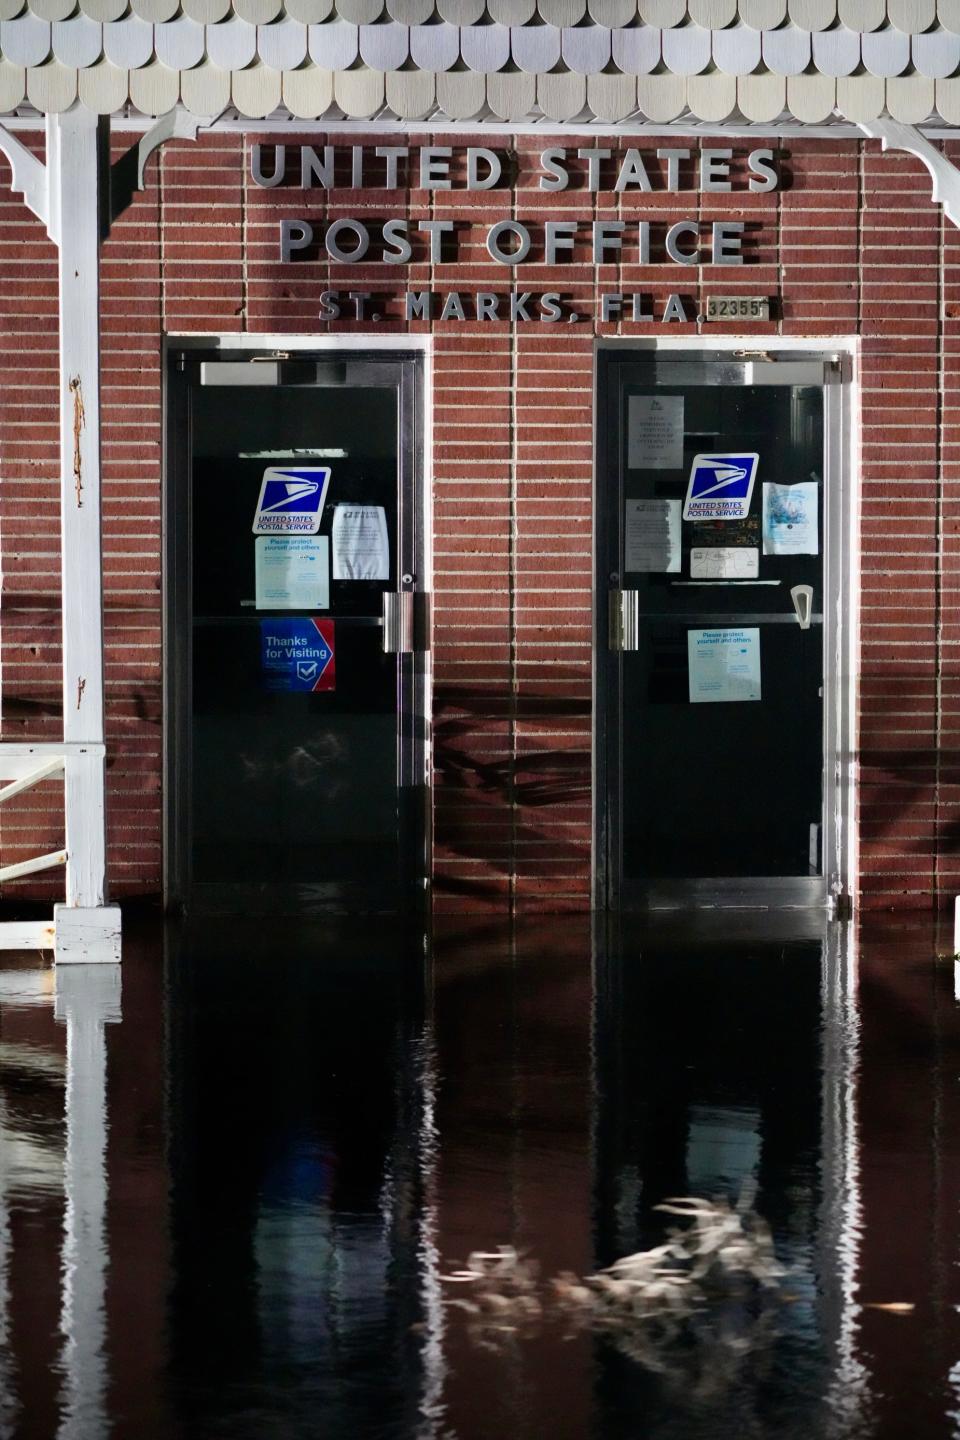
[382,591,431,654]
[608,590,640,652]
[790,584,813,630]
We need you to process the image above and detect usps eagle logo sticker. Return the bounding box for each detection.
[253,467,331,535]
[682,454,759,522]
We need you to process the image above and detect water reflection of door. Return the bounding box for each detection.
[596,350,851,912]
[593,917,854,1440]
[166,352,428,915]
[165,922,427,1438]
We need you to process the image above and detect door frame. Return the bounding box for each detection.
[162,334,433,915]
[592,337,858,915]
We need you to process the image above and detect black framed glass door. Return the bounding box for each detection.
[597,351,847,912]
[165,351,428,915]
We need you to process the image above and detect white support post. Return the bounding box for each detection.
[0,112,220,961]
[49,113,119,964]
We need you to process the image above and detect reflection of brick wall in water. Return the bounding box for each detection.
[0,130,955,909]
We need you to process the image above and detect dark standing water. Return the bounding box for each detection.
[1,913,958,1438]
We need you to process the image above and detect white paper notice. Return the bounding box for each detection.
[628,395,684,470]
[332,505,390,580]
[762,481,819,556]
[688,627,761,704]
[625,499,681,573]
[689,547,759,580]
[255,536,329,610]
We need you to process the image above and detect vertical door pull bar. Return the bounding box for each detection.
[608,590,640,652]
[790,584,813,630]
[382,592,431,653]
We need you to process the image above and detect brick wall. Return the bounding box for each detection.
[0,130,954,911]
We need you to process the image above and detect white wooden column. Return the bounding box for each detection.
[49,113,119,963]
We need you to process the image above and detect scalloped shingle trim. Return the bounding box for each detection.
[4,4,960,118]
[3,0,960,29]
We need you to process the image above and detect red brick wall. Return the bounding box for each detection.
[0,131,953,911]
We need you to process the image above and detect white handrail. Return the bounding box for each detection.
[0,759,65,806]
[0,850,68,884]
[0,752,69,891]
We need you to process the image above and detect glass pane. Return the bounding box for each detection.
[623,623,823,878]
[619,378,824,882]
[189,385,401,899]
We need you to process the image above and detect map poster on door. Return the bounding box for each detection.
[688,627,761,704]
[260,618,335,692]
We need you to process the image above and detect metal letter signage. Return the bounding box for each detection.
[255,144,782,324]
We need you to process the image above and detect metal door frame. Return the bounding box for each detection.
[162,337,432,915]
[593,339,857,915]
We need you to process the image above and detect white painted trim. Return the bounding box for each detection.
[132,118,866,138]
[2,113,956,140]
[596,335,858,354]
[0,742,105,754]
[0,742,104,782]
[168,332,432,353]
[421,334,434,840]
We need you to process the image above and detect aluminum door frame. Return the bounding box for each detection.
[593,345,855,915]
[163,344,430,915]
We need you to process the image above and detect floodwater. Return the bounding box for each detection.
[1,912,959,1439]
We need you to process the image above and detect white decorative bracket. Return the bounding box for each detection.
[109,109,220,226]
[859,120,960,231]
[0,108,220,243]
[0,125,56,241]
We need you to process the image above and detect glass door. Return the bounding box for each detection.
[165,352,428,915]
[596,351,848,912]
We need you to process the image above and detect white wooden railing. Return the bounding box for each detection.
[0,742,109,956]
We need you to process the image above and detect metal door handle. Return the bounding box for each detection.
[790,585,813,630]
[609,590,640,652]
[382,592,431,653]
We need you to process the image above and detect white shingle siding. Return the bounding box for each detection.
[0,1,959,121]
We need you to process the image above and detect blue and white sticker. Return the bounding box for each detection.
[682,453,759,522]
[261,618,335,692]
[252,466,331,535]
